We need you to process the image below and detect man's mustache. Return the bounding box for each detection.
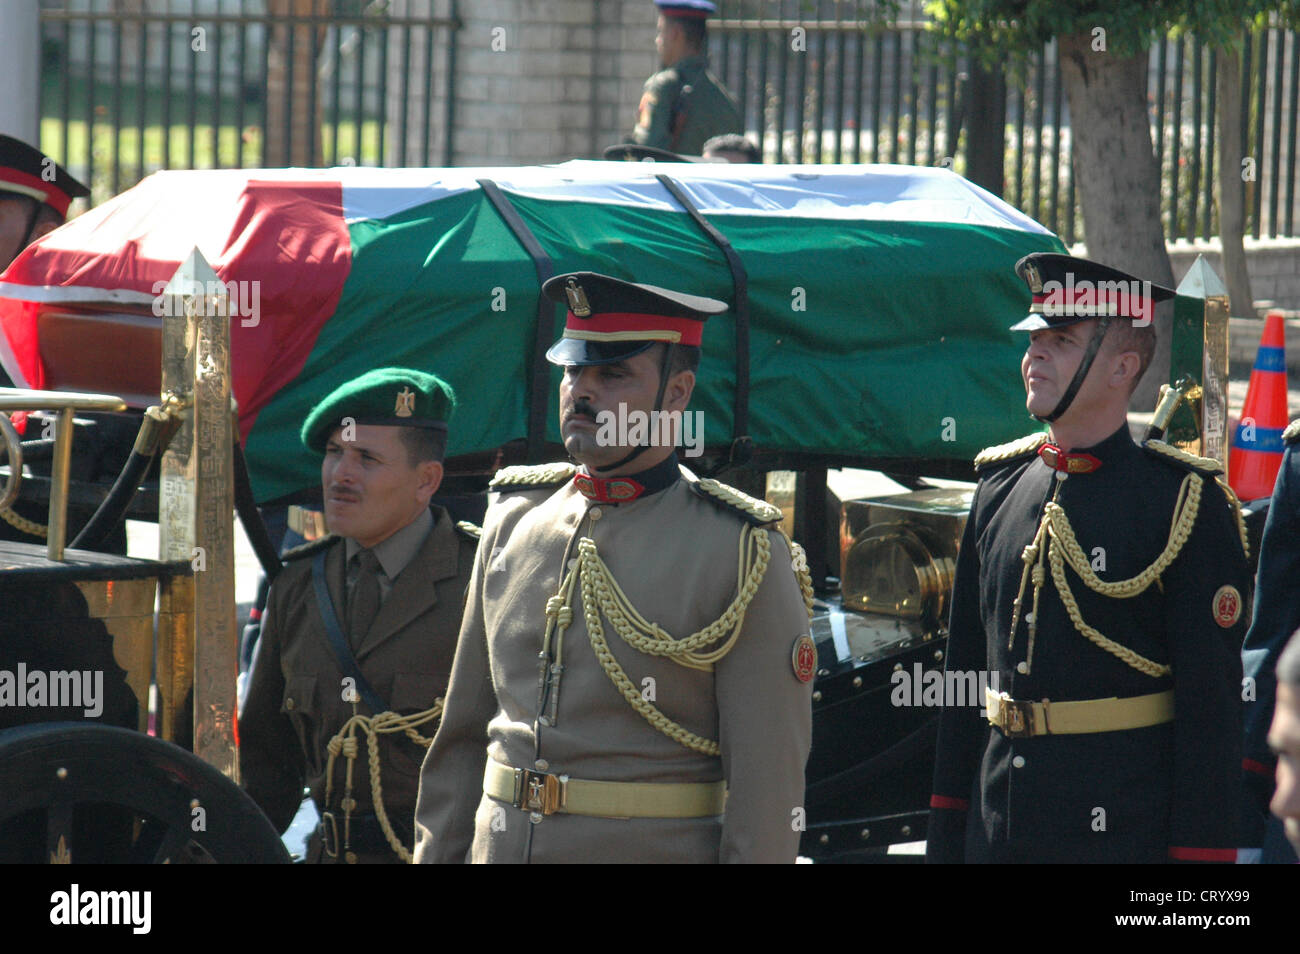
[565,399,598,421]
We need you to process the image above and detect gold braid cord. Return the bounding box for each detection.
[489,462,576,490]
[1214,476,1250,561]
[1009,473,1207,679]
[780,528,816,618]
[1143,440,1249,560]
[323,702,442,863]
[561,522,773,756]
[974,432,1048,470]
[0,506,46,537]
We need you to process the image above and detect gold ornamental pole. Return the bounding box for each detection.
[158,249,240,781]
[1174,255,1232,465]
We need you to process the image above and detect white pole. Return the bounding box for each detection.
[0,0,41,143]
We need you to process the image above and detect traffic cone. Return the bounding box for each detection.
[1229,309,1291,500]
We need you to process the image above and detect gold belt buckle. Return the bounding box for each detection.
[513,769,565,815]
[990,692,1037,739]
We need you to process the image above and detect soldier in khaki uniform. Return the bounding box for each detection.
[413,272,815,863]
[240,368,479,863]
[628,1,743,157]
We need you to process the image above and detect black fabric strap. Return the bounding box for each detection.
[1040,315,1113,424]
[477,178,555,462]
[653,173,751,449]
[311,551,387,714]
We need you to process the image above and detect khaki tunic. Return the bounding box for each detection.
[413,467,813,863]
[240,505,478,853]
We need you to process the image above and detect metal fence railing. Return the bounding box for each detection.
[713,0,1300,243]
[38,0,460,206]
[35,1,1300,244]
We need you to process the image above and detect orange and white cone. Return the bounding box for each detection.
[1229,309,1291,500]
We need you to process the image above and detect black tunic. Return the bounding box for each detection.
[927,425,1248,863]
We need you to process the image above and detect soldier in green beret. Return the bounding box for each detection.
[627,1,743,157]
[240,367,481,863]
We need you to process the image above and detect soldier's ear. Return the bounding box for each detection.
[416,459,444,503]
[1110,350,1141,393]
[664,368,695,412]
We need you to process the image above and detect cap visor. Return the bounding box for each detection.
[545,338,658,367]
[1009,313,1097,332]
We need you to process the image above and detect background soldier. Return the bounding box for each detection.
[413,272,815,863]
[927,252,1249,863]
[1240,418,1300,863]
[240,368,479,863]
[0,134,88,274]
[628,1,743,157]
[0,135,133,552]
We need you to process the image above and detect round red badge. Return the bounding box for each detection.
[1212,585,1242,628]
[792,634,817,683]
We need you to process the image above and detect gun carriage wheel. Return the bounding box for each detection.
[0,723,289,863]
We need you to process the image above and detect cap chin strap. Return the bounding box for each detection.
[1034,316,1113,424]
[592,343,675,474]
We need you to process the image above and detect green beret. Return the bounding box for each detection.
[301,367,456,453]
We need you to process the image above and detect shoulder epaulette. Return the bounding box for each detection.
[1142,439,1224,475]
[455,520,482,540]
[1284,419,1300,445]
[690,477,784,526]
[488,462,576,493]
[973,432,1048,472]
[281,535,339,562]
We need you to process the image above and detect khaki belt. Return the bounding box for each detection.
[483,760,726,819]
[288,505,327,541]
[985,687,1174,739]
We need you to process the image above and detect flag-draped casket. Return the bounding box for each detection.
[0,161,1063,502]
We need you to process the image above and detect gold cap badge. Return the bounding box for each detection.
[395,386,415,417]
[565,278,592,317]
[1024,262,1043,294]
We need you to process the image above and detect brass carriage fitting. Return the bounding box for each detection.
[134,390,191,456]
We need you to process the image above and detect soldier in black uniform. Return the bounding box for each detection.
[927,253,1250,863]
[1240,418,1300,863]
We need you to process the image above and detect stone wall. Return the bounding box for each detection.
[1166,238,1300,315]
[388,0,657,167]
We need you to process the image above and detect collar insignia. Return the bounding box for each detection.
[573,472,644,503]
[1038,443,1102,474]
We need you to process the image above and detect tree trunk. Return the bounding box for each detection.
[1058,32,1175,412]
[1216,46,1255,318]
[964,64,1007,197]
[264,0,328,167]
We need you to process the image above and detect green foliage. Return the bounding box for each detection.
[925,0,1283,65]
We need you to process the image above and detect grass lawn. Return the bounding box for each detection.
[39,72,383,204]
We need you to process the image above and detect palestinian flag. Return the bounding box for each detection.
[0,161,1063,502]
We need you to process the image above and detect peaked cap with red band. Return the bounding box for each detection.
[0,134,89,219]
[1010,252,1174,332]
[542,271,728,367]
